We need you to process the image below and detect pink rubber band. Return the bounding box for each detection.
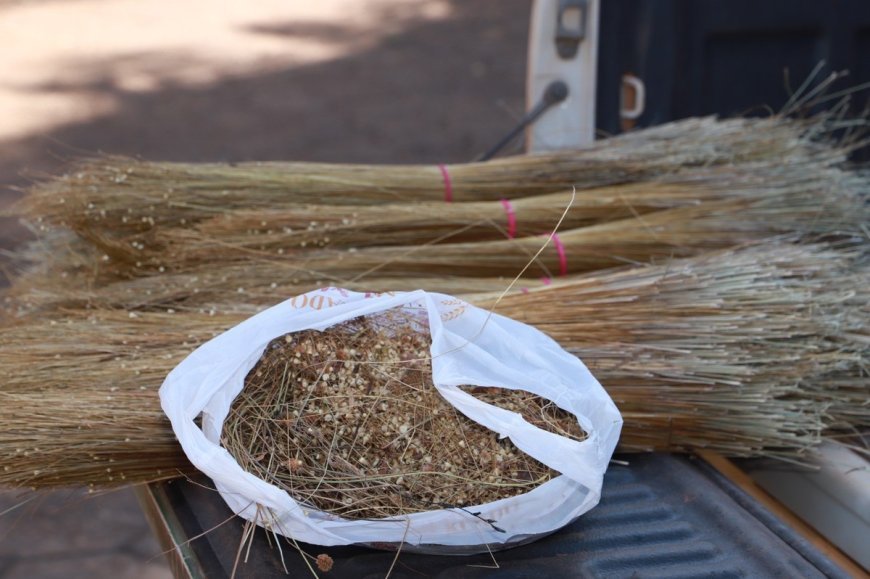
[552,233,568,276]
[540,276,552,285]
[500,198,517,238]
[437,164,453,203]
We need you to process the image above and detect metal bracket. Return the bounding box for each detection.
[526,0,600,151]
[555,0,589,59]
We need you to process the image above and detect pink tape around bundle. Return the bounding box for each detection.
[550,233,568,276]
[500,199,517,239]
[437,164,453,203]
[538,233,568,278]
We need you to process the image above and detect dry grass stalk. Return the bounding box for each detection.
[225,313,583,519]
[0,243,865,489]
[31,164,858,278]
[473,242,869,456]
[8,179,865,315]
[2,232,546,316]
[4,112,863,316]
[13,116,846,240]
[0,310,207,488]
[8,113,862,287]
[65,181,714,272]
[26,160,848,278]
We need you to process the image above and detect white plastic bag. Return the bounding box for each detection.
[160,288,622,549]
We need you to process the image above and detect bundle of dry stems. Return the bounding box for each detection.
[0,242,865,492]
[17,115,848,235]
[7,170,866,315]
[0,114,867,508]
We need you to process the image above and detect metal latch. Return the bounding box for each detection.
[526,0,600,151]
[555,0,588,59]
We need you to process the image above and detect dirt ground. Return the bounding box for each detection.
[0,1,529,577]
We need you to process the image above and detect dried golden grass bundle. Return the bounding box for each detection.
[0,309,208,488]
[11,115,851,250]
[225,313,584,519]
[6,111,863,306]
[474,242,869,456]
[290,193,864,280]
[813,376,870,433]
[0,388,192,488]
[0,243,865,489]
[72,181,709,272]
[4,247,546,317]
[37,164,858,277]
[3,222,535,318]
[9,178,865,314]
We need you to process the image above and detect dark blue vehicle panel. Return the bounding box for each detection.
[156,453,847,578]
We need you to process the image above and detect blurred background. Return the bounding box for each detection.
[0,1,528,577]
[1,0,868,577]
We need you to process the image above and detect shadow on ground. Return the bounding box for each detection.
[1,0,530,281]
[0,2,529,578]
[0,0,529,189]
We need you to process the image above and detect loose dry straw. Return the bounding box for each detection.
[224,317,585,519]
[0,243,865,489]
